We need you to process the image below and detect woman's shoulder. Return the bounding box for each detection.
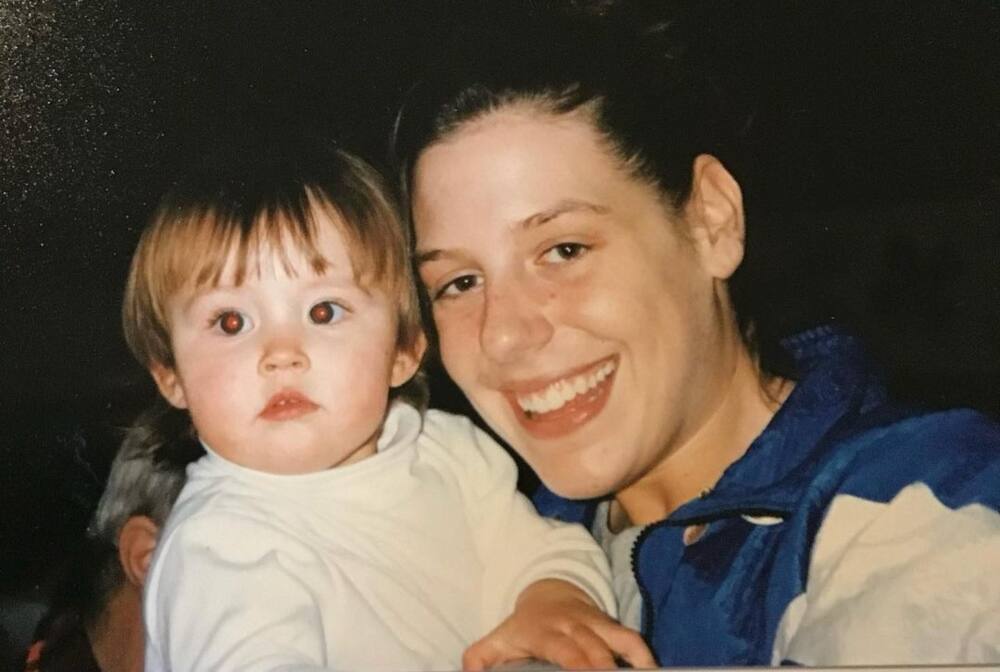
[822,404,1000,510]
[836,404,1000,460]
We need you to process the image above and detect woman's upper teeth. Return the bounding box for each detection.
[517,360,615,414]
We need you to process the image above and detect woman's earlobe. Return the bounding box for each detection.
[686,154,746,280]
[117,515,160,587]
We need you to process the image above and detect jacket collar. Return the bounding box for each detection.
[666,326,888,524]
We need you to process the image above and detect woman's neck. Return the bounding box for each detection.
[614,344,792,528]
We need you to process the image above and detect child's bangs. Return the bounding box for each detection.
[150,188,400,307]
[151,197,328,297]
[308,190,401,296]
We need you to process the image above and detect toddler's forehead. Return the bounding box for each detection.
[186,224,382,295]
[158,198,402,311]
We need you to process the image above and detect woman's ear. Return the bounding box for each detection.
[150,362,188,409]
[684,154,746,280]
[391,332,428,388]
[117,515,160,587]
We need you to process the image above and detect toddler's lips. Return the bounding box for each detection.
[259,390,319,421]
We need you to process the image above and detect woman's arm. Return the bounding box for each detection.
[774,482,1000,665]
[423,411,654,668]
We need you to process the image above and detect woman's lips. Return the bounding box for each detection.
[503,356,618,440]
[259,390,319,421]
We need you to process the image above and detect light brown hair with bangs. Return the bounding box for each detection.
[123,144,426,405]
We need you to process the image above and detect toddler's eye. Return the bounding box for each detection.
[309,301,345,324]
[213,310,252,335]
[541,242,589,263]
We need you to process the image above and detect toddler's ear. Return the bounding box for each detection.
[150,362,188,409]
[390,333,428,388]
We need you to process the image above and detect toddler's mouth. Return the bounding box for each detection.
[259,390,319,421]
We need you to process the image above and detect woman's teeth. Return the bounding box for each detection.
[517,360,615,415]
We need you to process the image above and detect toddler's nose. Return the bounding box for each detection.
[259,339,310,373]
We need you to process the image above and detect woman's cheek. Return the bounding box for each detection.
[435,303,481,366]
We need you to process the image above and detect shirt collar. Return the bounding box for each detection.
[195,401,423,485]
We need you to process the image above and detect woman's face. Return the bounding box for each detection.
[412,108,739,499]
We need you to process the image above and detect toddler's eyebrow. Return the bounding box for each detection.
[303,275,374,297]
[415,199,607,266]
[178,286,239,314]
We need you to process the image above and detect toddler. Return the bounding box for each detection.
[122,139,650,671]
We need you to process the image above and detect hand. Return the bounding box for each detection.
[463,579,656,670]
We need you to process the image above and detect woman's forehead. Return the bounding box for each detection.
[431,104,601,155]
[412,109,657,235]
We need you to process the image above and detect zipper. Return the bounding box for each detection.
[630,518,665,659]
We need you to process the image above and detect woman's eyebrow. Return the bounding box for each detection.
[414,248,445,266]
[416,200,608,266]
[518,199,609,229]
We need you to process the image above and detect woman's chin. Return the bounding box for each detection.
[535,467,617,501]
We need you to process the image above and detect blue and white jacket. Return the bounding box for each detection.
[535,327,1000,666]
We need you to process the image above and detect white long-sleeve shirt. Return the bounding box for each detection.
[143,404,615,671]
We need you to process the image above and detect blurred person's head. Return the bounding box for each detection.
[30,402,201,672]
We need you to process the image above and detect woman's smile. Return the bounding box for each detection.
[502,355,619,439]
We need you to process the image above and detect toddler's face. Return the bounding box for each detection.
[152,211,421,474]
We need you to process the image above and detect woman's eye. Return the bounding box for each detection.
[541,242,589,263]
[213,310,252,335]
[435,274,481,300]
[309,301,346,324]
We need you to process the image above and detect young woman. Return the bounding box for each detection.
[393,11,1000,667]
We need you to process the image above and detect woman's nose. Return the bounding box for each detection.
[259,336,311,374]
[479,285,554,364]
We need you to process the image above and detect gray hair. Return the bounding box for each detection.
[75,401,202,631]
[88,401,202,544]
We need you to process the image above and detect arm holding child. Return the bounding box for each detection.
[464,578,655,671]
[422,411,654,670]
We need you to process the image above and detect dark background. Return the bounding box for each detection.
[1,1,998,664]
